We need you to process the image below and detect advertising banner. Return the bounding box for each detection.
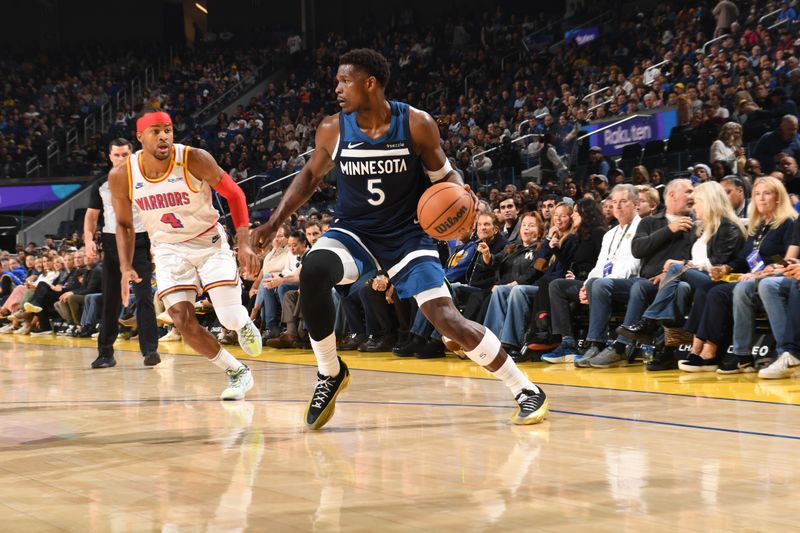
[0,184,82,212]
[582,108,678,156]
[564,26,600,46]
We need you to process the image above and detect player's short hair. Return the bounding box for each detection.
[109,138,133,151]
[339,48,390,87]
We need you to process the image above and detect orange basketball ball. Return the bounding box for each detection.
[417,182,476,240]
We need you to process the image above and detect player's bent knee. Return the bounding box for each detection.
[167,305,195,332]
[215,305,248,331]
[300,249,343,291]
[414,283,451,307]
[421,295,468,339]
[207,285,248,330]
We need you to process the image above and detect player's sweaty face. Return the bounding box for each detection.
[140,125,174,160]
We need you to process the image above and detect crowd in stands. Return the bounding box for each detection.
[4,0,800,381]
[178,0,800,197]
[0,42,274,179]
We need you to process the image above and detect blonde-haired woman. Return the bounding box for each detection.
[619,181,746,343]
[482,204,578,358]
[710,121,744,173]
[680,176,796,372]
[631,165,650,185]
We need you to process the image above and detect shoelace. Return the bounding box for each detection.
[227,367,247,387]
[311,376,334,408]
[517,391,541,412]
[239,323,257,344]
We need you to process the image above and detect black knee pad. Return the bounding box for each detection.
[300,250,344,340]
[300,250,344,292]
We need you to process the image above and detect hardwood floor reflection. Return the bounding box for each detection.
[1,342,798,531]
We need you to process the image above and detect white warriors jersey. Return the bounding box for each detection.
[128,143,219,244]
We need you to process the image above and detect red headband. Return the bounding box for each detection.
[136,112,173,133]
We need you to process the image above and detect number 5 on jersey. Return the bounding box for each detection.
[367,178,385,206]
[160,212,184,228]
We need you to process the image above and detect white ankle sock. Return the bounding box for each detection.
[211,348,244,372]
[494,356,538,397]
[311,332,340,377]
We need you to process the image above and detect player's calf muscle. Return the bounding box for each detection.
[424,300,482,348]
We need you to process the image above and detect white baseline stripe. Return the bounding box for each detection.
[339,148,410,158]
[387,250,439,278]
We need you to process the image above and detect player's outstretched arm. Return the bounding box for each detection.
[409,107,464,186]
[250,115,339,251]
[108,161,141,304]
[187,147,260,279]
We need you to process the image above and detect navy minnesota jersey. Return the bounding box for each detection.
[332,101,430,243]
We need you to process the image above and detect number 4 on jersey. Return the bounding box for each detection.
[160,212,184,228]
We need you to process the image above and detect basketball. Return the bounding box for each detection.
[417,182,476,240]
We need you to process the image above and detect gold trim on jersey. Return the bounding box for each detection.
[138,146,176,183]
[126,157,133,200]
[182,145,201,193]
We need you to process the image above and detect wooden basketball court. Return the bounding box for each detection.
[1,336,798,531]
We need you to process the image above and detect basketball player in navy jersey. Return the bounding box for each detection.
[252,49,548,429]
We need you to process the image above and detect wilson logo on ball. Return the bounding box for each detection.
[417,182,476,240]
[434,205,468,233]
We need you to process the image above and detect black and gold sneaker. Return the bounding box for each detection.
[306,358,351,430]
[511,387,549,425]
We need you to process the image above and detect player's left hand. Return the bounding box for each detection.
[237,240,261,280]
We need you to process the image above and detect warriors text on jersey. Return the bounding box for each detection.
[128,144,219,244]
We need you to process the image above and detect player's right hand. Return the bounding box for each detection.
[250,222,277,252]
[120,268,142,304]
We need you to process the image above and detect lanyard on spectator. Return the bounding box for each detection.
[608,223,631,260]
[752,223,771,251]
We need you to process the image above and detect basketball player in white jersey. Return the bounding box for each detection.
[108,109,262,400]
